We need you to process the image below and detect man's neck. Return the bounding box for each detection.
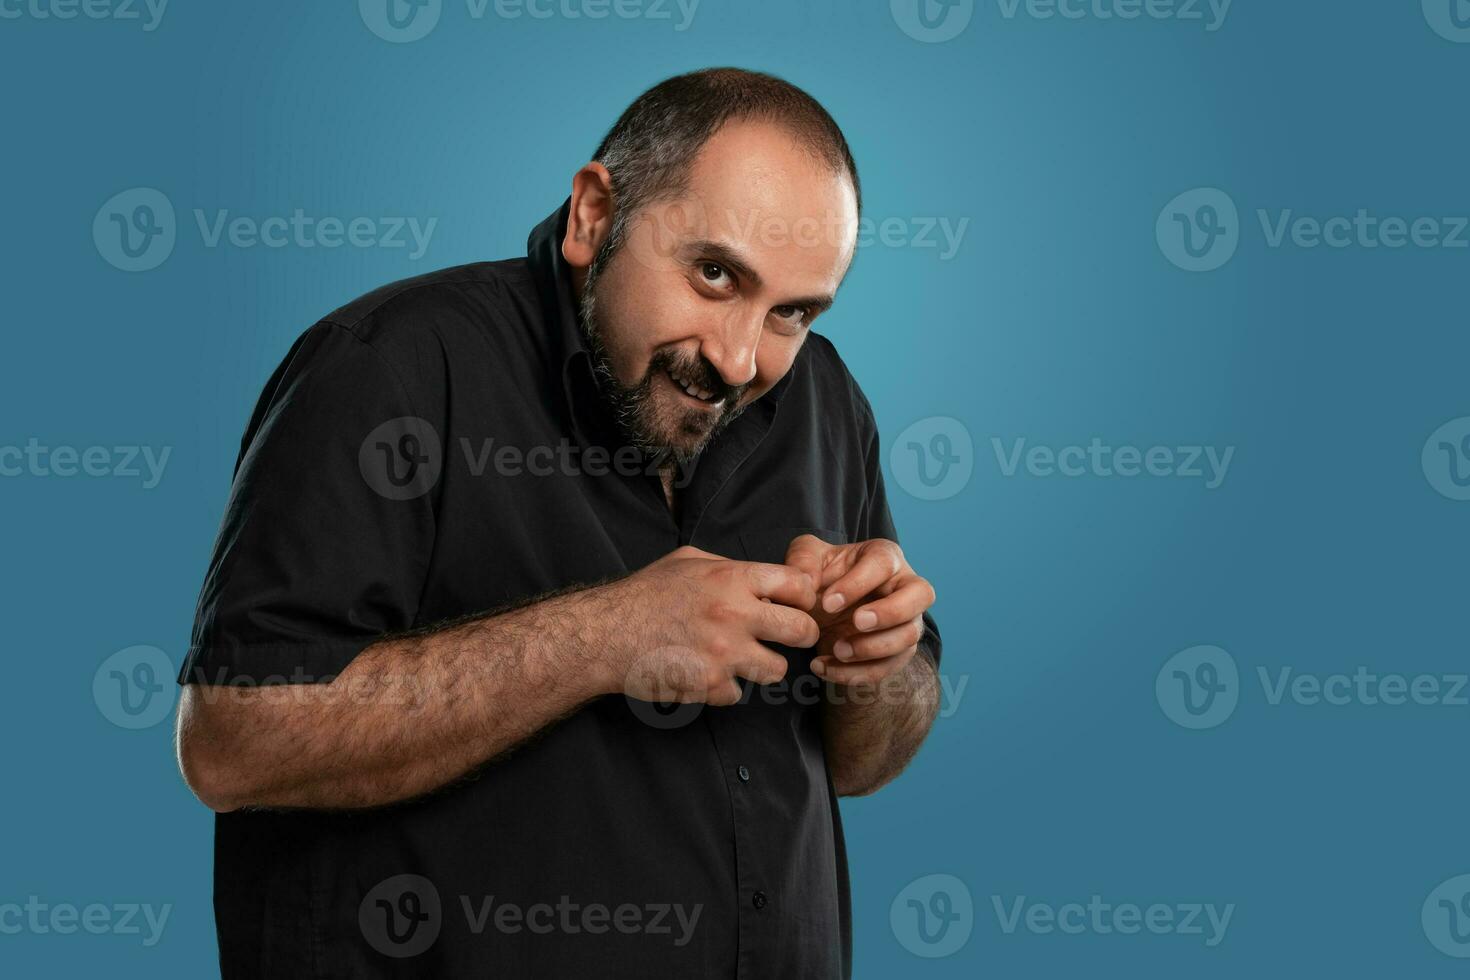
[659,463,677,514]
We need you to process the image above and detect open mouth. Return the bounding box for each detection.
[664,365,724,409]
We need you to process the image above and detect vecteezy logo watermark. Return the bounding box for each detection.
[0,0,168,30]
[890,417,974,501]
[624,197,971,272]
[1159,648,1469,729]
[995,0,1230,29]
[359,423,704,500]
[192,210,437,259]
[360,0,443,41]
[892,0,1231,41]
[1256,666,1468,708]
[890,0,974,42]
[458,437,695,484]
[992,895,1234,946]
[1156,645,1238,729]
[889,426,1234,495]
[1159,187,1470,271]
[360,0,700,41]
[992,437,1235,489]
[370,423,877,498]
[361,875,442,958]
[622,647,710,731]
[0,439,172,488]
[1424,874,1470,958]
[93,188,438,271]
[1423,0,1470,43]
[1422,416,1470,501]
[0,898,172,946]
[94,188,176,272]
[93,646,176,729]
[360,875,702,957]
[1255,209,1470,251]
[359,417,444,501]
[858,215,969,259]
[891,874,974,958]
[1156,187,1240,272]
[623,654,972,731]
[459,895,702,945]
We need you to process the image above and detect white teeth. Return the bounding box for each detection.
[668,367,713,402]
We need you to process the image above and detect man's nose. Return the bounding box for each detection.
[700,308,762,388]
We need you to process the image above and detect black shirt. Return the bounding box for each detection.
[180,198,942,979]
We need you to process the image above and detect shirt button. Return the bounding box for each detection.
[752,891,768,910]
[736,765,750,783]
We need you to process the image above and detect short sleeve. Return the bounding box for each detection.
[179,321,437,686]
[855,389,943,671]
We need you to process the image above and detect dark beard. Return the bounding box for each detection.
[576,242,748,466]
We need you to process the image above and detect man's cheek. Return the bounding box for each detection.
[754,348,801,392]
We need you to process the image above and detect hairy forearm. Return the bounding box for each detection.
[177,583,623,812]
[821,648,940,797]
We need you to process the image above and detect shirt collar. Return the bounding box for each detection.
[525,196,591,421]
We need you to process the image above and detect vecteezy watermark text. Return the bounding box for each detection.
[623,651,969,730]
[0,0,167,30]
[992,894,1234,946]
[359,874,701,958]
[992,437,1234,489]
[193,210,436,259]
[357,419,712,500]
[359,0,700,42]
[1158,187,1470,272]
[995,0,1230,29]
[94,188,438,272]
[886,419,1234,501]
[459,895,701,945]
[1,439,170,488]
[890,0,1231,43]
[1157,645,1470,730]
[458,437,691,482]
[0,897,171,947]
[627,199,970,266]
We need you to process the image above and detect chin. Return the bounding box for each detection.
[667,420,717,456]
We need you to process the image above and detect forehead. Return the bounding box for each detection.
[675,119,859,290]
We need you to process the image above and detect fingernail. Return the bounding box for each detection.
[822,592,845,613]
[834,640,853,661]
[854,609,877,631]
[811,659,826,676]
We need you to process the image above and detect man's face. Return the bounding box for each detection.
[577,120,858,462]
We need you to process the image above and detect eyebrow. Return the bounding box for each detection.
[679,239,836,315]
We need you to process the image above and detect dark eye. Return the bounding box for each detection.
[772,305,809,330]
[700,262,732,287]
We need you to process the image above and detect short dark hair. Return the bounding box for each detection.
[590,67,862,246]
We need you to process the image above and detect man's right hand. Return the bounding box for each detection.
[178,545,819,812]
[607,545,820,706]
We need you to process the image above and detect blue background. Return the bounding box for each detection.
[3,0,1468,975]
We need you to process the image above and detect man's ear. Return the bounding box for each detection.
[563,163,615,270]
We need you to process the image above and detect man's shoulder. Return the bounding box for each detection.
[320,259,534,344]
[799,330,878,427]
[297,258,550,395]
[253,259,545,426]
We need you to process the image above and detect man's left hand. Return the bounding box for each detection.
[783,535,936,686]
